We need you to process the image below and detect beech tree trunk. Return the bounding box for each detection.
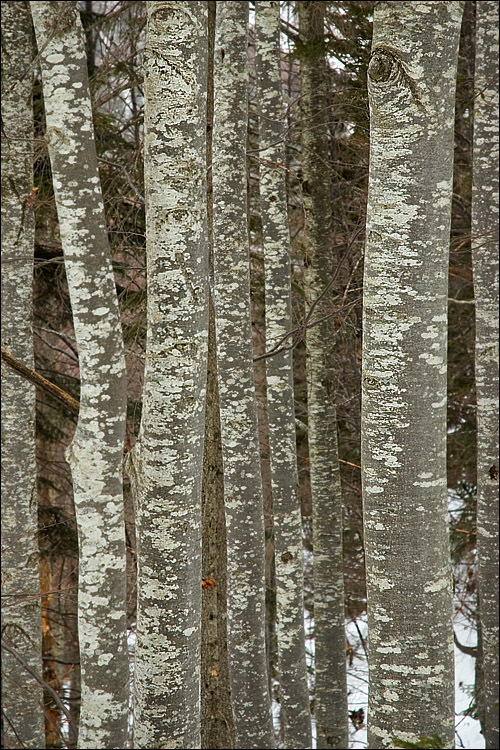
[297,4,348,748]
[201,4,235,747]
[255,3,312,748]
[30,2,129,747]
[125,2,209,747]
[212,2,275,747]
[362,3,463,748]
[1,4,45,748]
[472,4,499,747]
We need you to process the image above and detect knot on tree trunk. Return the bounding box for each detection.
[368,50,395,82]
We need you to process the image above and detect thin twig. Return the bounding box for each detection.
[254,297,358,362]
[255,228,364,362]
[453,630,478,658]
[98,156,145,203]
[339,458,361,470]
[352,618,369,661]
[1,346,79,417]
[2,640,72,725]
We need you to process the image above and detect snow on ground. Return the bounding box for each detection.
[299,612,482,749]
[62,614,483,749]
[302,510,484,750]
[62,514,484,750]
[343,614,484,749]
[454,613,484,749]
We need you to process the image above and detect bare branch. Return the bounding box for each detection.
[1,640,72,725]
[1,346,79,417]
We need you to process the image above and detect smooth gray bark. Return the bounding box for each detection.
[254,3,312,748]
[125,2,209,747]
[472,4,499,747]
[212,2,275,747]
[362,3,463,748]
[30,2,129,747]
[1,4,45,748]
[297,4,348,748]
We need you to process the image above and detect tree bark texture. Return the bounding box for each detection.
[30,2,129,747]
[362,3,464,748]
[255,3,312,748]
[472,3,499,747]
[125,2,209,747]
[1,4,46,748]
[297,3,349,748]
[201,4,235,746]
[212,3,275,747]
[201,304,235,750]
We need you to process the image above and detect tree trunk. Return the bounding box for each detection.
[297,4,348,748]
[201,3,235,747]
[1,4,45,748]
[201,303,235,750]
[30,2,129,747]
[472,4,499,747]
[254,3,312,748]
[125,2,209,747]
[362,3,463,748]
[212,3,275,747]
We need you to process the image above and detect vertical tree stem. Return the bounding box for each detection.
[298,3,349,747]
[255,3,312,748]
[472,3,499,747]
[362,3,464,747]
[31,2,130,746]
[126,2,209,747]
[212,3,275,747]
[1,4,45,747]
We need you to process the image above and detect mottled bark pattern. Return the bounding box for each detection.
[255,3,312,748]
[212,3,275,747]
[297,4,348,748]
[126,2,209,747]
[201,304,235,750]
[362,3,463,748]
[201,5,235,746]
[30,2,129,747]
[472,4,499,747]
[1,4,45,748]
